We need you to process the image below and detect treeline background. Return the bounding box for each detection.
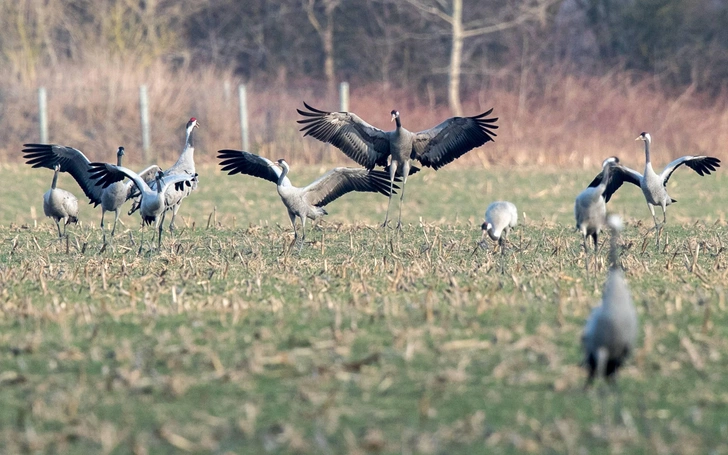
[1,0,727,167]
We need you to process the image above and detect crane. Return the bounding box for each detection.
[43,164,79,238]
[218,149,399,243]
[23,144,159,243]
[582,214,638,388]
[481,201,518,273]
[588,132,720,247]
[128,117,200,231]
[575,157,618,274]
[89,163,196,251]
[297,102,497,228]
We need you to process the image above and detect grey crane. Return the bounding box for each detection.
[89,163,197,250]
[582,214,638,388]
[43,164,79,237]
[575,157,618,273]
[297,102,498,228]
[128,117,200,230]
[218,149,399,243]
[481,201,518,273]
[23,144,160,243]
[481,201,518,247]
[588,133,720,244]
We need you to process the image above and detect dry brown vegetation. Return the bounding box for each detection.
[2,60,728,170]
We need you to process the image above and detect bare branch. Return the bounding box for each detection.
[403,0,454,25]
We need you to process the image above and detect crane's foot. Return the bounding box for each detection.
[380,220,389,229]
[395,221,403,231]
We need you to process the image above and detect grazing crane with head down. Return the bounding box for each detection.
[297,102,498,228]
[23,144,160,243]
[481,201,518,273]
[128,117,200,231]
[588,132,720,245]
[482,201,518,247]
[218,149,399,243]
[582,214,638,388]
[575,157,618,273]
[88,163,196,250]
[43,164,79,237]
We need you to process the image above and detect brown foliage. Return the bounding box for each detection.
[1,59,727,168]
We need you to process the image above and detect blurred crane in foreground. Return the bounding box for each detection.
[582,214,638,388]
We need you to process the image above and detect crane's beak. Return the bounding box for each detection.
[195,120,201,129]
[634,136,642,141]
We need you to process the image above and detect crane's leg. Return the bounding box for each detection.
[498,236,506,274]
[63,217,69,237]
[396,161,410,230]
[382,161,398,228]
[287,210,298,247]
[111,209,120,237]
[157,212,167,250]
[592,232,599,273]
[581,233,590,278]
[646,202,662,250]
[100,209,108,244]
[656,203,668,251]
[169,204,181,232]
[647,203,659,228]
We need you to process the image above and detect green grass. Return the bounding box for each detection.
[1,164,727,454]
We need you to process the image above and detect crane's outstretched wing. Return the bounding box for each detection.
[303,168,399,208]
[297,102,391,169]
[23,143,104,206]
[587,164,642,203]
[217,150,288,185]
[660,156,721,186]
[411,109,498,170]
[88,163,152,196]
[159,173,198,195]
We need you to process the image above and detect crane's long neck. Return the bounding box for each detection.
[394,116,402,129]
[155,177,164,194]
[609,226,620,270]
[175,125,196,169]
[185,125,195,151]
[278,163,290,186]
[599,164,612,194]
[643,138,652,167]
[117,154,123,167]
[51,168,59,189]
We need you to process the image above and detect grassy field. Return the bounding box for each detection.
[1,163,727,454]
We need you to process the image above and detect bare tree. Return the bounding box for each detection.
[304,0,341,99]
[404,0,560,115]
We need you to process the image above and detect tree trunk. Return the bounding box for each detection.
[449,0,463,116]
[323,17,336,99]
